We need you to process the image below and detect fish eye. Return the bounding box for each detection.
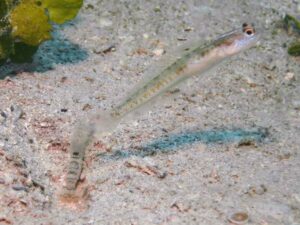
[242,23,255,37]
[245,28,254,36]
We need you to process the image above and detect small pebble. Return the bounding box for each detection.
[245,77,257,87]
[12,184,28,192]
[143,33,149,39]
[292,100,300,110]
[154,6,161,12]
[99,18,112,27]
[184,26,194,32]
[228,212,249,225]
[152,48,165,56]
[24,178,33,187]
[0,110,7,118]
[236,138,257,147]
[256,184,267,195]
[0,178,5,184]
[10,105,24,121]
[18,169,28,177]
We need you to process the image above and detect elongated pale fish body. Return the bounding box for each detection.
[94,23,259,132]
[64,23,259,192]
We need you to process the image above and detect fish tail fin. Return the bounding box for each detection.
[66,121,94,190]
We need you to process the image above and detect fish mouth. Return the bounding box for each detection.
[252,26,262,41]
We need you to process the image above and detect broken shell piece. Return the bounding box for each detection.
[284,72,295,81]
[228,212,249,225]
[152,48,165,56]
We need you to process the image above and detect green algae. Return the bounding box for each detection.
[0,0,83,64]
[288,41,300,56]
[0,26,13,63]
[10,1,51,46]
[42,0,83,24]
[283,14,300,34]
[282,14,300,56]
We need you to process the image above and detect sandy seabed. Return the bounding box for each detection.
[0,0,299,224]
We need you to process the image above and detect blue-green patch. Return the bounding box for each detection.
[100,127,269,160]
[0,28,88,78]
[33,30,88,72]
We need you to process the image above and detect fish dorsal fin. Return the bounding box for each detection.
[123,38,207,94]
[114,38,210,115]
